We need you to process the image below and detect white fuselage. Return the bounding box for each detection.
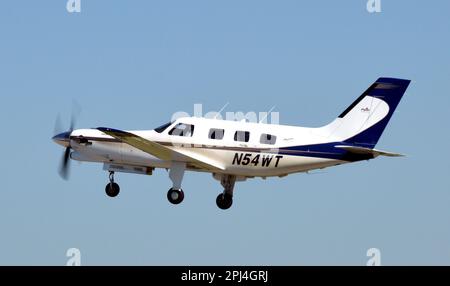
[68,117,348,178]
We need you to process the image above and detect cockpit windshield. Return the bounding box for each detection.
[154,122,172,133]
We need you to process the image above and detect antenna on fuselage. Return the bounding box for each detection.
[213,102,229,120]
[259,105,276,124]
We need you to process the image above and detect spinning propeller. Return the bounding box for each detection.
[52,103,81,180]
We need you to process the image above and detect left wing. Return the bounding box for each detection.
[97,127,225,171]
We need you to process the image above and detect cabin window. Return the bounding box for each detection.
[234,131,250,142]
[154,122,172,133]
[260,133,277,145]
[209,128,225,140]
[169,123,195,137]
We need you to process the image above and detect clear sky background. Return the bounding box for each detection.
[0,1,449,265]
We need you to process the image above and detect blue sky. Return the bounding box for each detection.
[0,1,449,265]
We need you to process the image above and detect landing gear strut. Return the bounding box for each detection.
[105,171,120,198]
[216,175,236,210]
[167,162,186,205]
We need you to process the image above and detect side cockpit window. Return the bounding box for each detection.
[169,123,195,137]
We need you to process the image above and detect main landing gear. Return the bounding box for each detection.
[103,166,238,210]
[105,171,120,198]
[167,162,186,205]
[216,175,236,210]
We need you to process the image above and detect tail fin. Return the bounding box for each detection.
[326,78,411,148]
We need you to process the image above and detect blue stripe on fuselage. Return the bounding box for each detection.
[278,142,374,162]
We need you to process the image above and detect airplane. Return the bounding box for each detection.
[52,77,410,210]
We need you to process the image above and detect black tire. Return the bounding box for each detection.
[105,182,120,198]
[216,193,233,210]
[167,188,184,205]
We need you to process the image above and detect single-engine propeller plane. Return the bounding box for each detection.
[53,78,410,210]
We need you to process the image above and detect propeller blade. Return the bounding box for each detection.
[59,147,71,180]
[54,114,63,136]
[70,100,82,131]
[69,115,76,132]
[55,100,81,180]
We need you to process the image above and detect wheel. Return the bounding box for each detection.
[105,182,120,198]
[216,193,233,210]
[167,188,184,205]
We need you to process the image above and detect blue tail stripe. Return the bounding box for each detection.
[343,77,411,148]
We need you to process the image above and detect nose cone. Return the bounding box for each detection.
[52,131,72,147]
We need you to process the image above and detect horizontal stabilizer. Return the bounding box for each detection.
[335,145,404,158]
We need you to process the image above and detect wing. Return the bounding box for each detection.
[97,127,225,171]
[334,145,405,158]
